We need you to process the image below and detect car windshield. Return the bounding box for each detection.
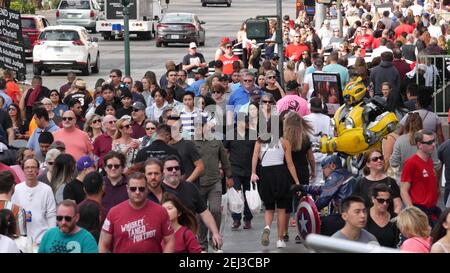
[161,14,193,23]
[21,18,36,28]
[39,30,80,41]
[59,0,91,9]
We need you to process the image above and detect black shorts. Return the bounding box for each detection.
[259,164,291,210]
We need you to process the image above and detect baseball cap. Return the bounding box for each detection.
[189,42,197,49]
[77,156,95,172]
[197,67,208,76]
[49,140,65,151]
[321,155,342,168]
[250,88,261,96]
[121,90,133,100]
[221,37,231,44]
[132,101,145,110]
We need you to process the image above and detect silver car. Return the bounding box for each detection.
[56,0,103,31]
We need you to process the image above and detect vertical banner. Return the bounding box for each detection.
[0,7,27,80]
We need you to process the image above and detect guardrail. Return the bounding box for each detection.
[305,234,402,253]
[416,54,450,117]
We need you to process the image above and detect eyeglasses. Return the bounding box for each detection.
[106,164,121,169]
[107,120,117,124]
[146,127,156,130]
[92,119,101,124]
[56,216,73,222]
[62,117,74,121]
[375,198,390,204]
[370,155,384,162]
[47,161,54,166]
[267,76,276,79]
[129,186,146,193]
[420,139,435,145]
[262,100,272,104]
[122,124,131,129]
[166,166,180,172]
[243,79,253,83]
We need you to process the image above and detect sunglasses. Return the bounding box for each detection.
[47,161,54,166]
[370,155,384,162]
[56,215,73,222]
[212,91,223,94]
[122,124,131,129]
[146,127,156,130]
[133,108,141,112]
[62,117,74,121]
[8,108,16,111]
[267,76,276,79]
[375,198,390,204]
[243,79,253,83]
[92,119,101,124]
[262,100,272,104]
[129,186,146,193]
[106,164,121,169]
[420,139,435,145]
[166,166,180,172]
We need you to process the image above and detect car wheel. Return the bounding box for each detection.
[90,27,97,34]
[163,42,168,47]
[227,2,231,7]
[33,65,42,76]
[81,56,90,76]
[92,54,100,74]
[202,3,206,7]
[43,69,51,75]
[156,40,162,47]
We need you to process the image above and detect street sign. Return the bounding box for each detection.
[0,7,26,80]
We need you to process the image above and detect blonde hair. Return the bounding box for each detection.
[397,207,431,238]
[283,111,312,151]
[114,116,131,139]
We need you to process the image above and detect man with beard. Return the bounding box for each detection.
[38,200,98,253]
[99,172,174,253]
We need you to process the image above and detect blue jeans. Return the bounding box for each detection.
[231,175,253,222]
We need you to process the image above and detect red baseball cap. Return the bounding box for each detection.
[221,37,231,44]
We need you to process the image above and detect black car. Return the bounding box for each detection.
[155,13,206,47]
[201,0,232,7]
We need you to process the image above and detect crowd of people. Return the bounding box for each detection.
[0,0,450,253]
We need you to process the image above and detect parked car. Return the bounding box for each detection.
[21,15,51,57]
[32,25,100,76]
[56,0,103,32]
[201,0,232,7]
[155,13,206,47]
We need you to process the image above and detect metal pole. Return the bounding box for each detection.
[337,0,343,38]
[123,5,131,77]
[276,0,284,88]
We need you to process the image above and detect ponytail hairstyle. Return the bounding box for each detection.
[404,112,423,145]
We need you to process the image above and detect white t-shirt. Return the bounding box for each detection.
[11,182,57,244]
[0,235,20,253]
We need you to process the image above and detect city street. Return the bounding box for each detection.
[28,0,296,89]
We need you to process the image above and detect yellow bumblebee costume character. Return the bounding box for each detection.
[318,77,398,159]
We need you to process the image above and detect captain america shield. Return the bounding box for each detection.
[296,195,321,242]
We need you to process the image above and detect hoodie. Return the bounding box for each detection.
[370,61,400,96]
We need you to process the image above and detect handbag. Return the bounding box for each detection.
[245,181,262,215]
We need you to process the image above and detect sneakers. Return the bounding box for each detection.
[276,240,286,248]
[243,220,252,229]
[231,220,241,230]
[283,233,289,242]
[261,227,270,246]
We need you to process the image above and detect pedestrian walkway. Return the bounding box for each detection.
[220,210,308,253]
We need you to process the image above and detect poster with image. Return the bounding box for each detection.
[312,72,343,116]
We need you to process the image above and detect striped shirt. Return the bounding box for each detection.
[180,108,208,139]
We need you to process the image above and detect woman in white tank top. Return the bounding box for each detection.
[251,135,300,249]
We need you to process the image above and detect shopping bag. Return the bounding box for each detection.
[245,181,262,215]
[227,187,244,214]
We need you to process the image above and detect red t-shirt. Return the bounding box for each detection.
[354,34,374,50]
[401,154,438,208]
[285,43,309,62]
[219,55,239,76]
[102,200,174,253]
[394,24,414,39]
[161,226,202,253]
